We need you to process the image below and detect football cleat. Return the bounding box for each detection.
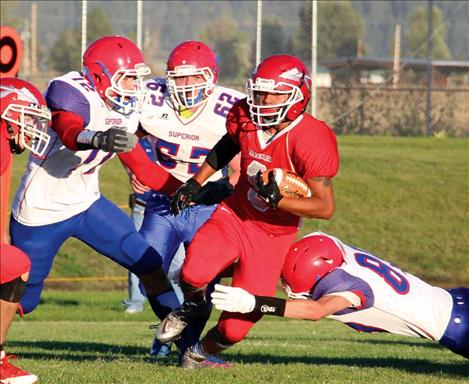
[124,304,144,314]
[155,311,188,344]
[155,301,205,344]
[0,352,38,384]
[180,345,233,369]
[149,338,172,357]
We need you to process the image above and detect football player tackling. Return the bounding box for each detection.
[156,54,339,368]
[212,232,469,359]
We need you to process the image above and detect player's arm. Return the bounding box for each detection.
[47,80,137,153]
[118,143,182,196]
[277,176,335,219]
[52,110,138,153]
[211,284,351,321]
[227,153,241,186]
[170,133,240,214]
[196,133,240,185]
[283,295,350,320]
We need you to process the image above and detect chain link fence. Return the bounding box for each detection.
[2,0,468,136]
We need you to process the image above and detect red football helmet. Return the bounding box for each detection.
[82,35,150,113]
[246,54,311,127]
[281,233,344,298]
[166,41,218,108]
[0,78,51,156]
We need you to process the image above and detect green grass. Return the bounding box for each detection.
[7,290,468,384]
[10,136,469,286]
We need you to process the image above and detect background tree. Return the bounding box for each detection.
[290,1,365,62]
[405,5,451,60]
[0,0,22,27]
[48,6,113,73]
[199,15,251,85]
[261,17,286,58]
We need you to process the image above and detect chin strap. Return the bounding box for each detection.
[6,123,24,154]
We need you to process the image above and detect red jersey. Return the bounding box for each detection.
[223,99,339,235]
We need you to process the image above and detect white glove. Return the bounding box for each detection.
[211,284,256,313]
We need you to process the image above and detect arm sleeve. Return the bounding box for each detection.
[205,133,240,171]
[118,143,182,196]
[51,111,86,151]
[312,269,374,313]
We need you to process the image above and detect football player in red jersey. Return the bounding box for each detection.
[156,54,339,368]
[0,77,51,384]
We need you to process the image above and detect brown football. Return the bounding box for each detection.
[261,168,312,198]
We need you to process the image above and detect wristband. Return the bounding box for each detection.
[253,295,286,317]
[76,130,96,145]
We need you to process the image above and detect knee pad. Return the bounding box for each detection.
[128,246,163,276]
[0,276,27,303]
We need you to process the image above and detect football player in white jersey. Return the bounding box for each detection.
[136,40,244,357]
[9,36,183,327]
[211,232,468,359]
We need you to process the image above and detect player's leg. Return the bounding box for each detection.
[183,224,297,368]
[141,197,219,354]
[10,216,74,314]
[156,205,241,345]
[439,287,469,358]
[74,196,180,318]
[123,202,147,314]
[0,244,37,384]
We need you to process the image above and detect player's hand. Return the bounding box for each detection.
[211,284,256,313]
[131,174,151,194]
[92,126,138,153]
[169,178,202,215]
[193,178,234,206]
[254,170,283,208]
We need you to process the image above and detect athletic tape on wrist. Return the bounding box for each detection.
[76,130,96,145]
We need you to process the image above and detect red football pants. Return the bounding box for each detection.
[181,204,297,345]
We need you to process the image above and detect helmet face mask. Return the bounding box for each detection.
[166,66,215,109]
[165,41,218,109]
[82,36,151,114]
[103,63,151,114]
[1,78,51,156]
[246,78,303,127]
[246,54,312,128]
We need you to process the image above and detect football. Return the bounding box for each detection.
[261,168,312,198]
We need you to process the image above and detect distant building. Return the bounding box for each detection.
[319,57,469,87]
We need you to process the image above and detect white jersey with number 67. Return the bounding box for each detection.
[139,78,244,183]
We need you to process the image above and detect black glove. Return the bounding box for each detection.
[83,127,137,153]
[170,178,202,215]
[92,127,138,152]
[193,178,234,206]
[255,170,283,209]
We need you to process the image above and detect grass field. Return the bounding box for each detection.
[5,135,469,382]
[7,290,469,384]
[9,135,469,286]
